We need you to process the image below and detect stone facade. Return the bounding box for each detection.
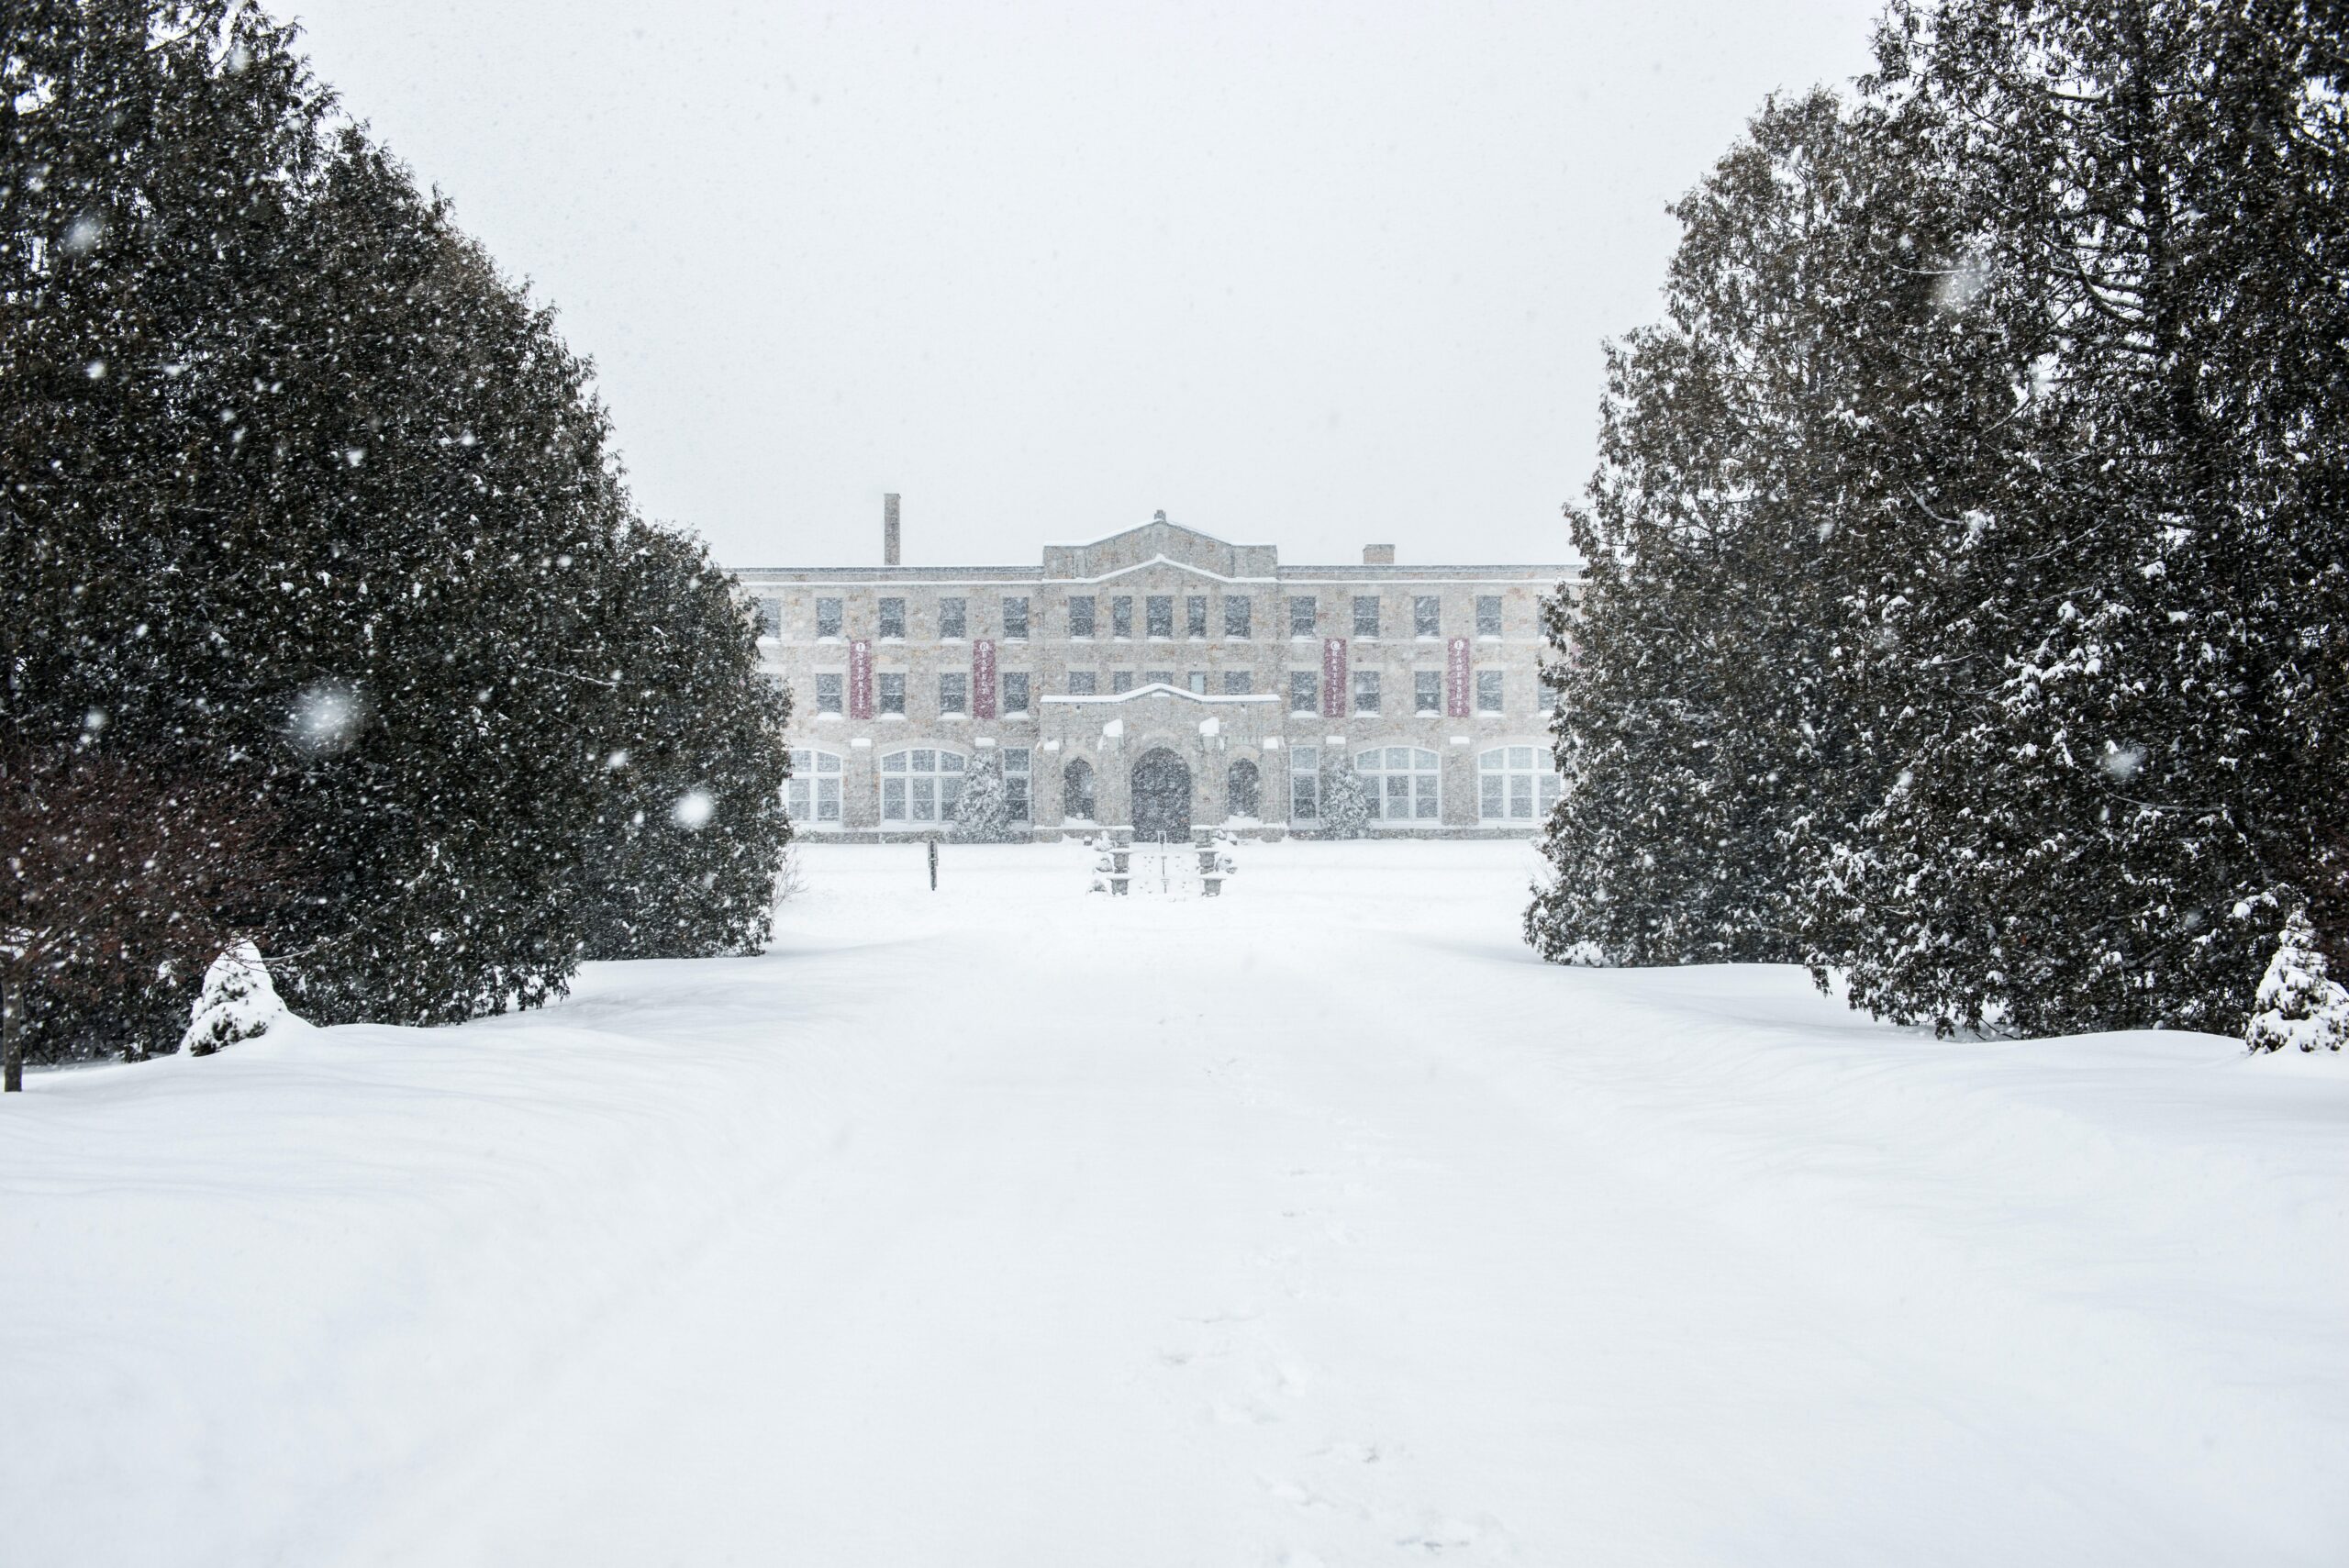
[736,514,1579,840]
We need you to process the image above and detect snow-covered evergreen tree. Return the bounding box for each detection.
[1319,762,1374,840]
[179,940,289,1056]
[1529,90,2040,969]
[2,3,796,1054]
[950,753,1021,843]
[2246,911,2348,1055]
[1838,0,2348,1035]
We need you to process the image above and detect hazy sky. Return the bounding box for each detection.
[285,0,1883,569]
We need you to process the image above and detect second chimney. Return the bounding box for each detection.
[884,493,901,566]
[1363,543,1396,565]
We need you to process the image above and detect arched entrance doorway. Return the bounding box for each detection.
[1227,758,1262,820]
[1130,748,1192,841]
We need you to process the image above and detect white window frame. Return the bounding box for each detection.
[1478,746,1564,823]
[1354,746,1442,822]
[879,747,968,824]
[785,748,845,829]
[1288,744,1320,822]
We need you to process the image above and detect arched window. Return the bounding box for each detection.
[1227,758,1262,820]
[1063,758,1097,822]
[879,747,966,824]
[785,748,843,828]
[1353,746,1441,821]
[1478,746,1563,822]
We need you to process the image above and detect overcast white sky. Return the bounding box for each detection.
[285,0,1883,569]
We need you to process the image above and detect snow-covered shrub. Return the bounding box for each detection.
[951,754,1022,843]
[179,942,290,1057]
[1319,762,1374,840]
[2246,911,2348,1055]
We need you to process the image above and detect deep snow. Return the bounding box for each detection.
[4,842,2343,1566]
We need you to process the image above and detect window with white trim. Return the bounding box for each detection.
[1354,746,1442,821]
[1413,595,1441,638]
[815,597,843,639]
[814,673,843,714]
[877,673,906,716]
[1475,669,1505,714]
[1288,745,1319,821]
[1002,671,1030,714]
[1479,746,1563,822]
[1475,595,1502,638]
[939,672,967,715]
[785,749,843,827]
[879,747,966,824]
[1414,669,1442,715]
[939,597,967,639]
[1002,747,1032,820]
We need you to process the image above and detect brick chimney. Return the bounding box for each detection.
[1363,543,1396,565]
[884,494,901,565]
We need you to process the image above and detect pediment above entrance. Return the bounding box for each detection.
[1041,517,1277,583]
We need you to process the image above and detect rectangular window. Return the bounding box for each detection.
[1414,669,1442,715]
[877,597,906,639]
[815,597,843,639]
[1112,670,1135,694]
[1003,747,1031,820]
[1475,595,1503,638]
[1288,670,1318,713]
[1222,671,1252,695]
[1225,595,1252,639]
[1353,670,1381,714]
[1186,595,1208,638]
[939,673,968,714]
[1476,669,1504,714]
[1143,669,1174,688]
[815,673,844,715]
[878,672,907,715]
[1187,671,1208,694]
[1540,672,1564,712]
[1002,595,1030,639]
[1413,595,1441,638]
[754,595,782,638]
[939,597,967,639]
[1353,595,1380,638]
[1146,595,1174,638]
[1290,745,1319,821]
[1003,671,1030,714]
[1111,596,1134,639]
[1068,671,1097,695]
[1288,595,1318,637]
[1068,595,1097,638]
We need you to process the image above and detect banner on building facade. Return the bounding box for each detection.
[849,639,874,719]
[972,639,996,719]
[1322,637,1348,718]
[1446,636,1471,717]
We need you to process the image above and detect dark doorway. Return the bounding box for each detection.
[1131,748,1192,841]
[1227,758,1262,819]
[1063,758,1096,823]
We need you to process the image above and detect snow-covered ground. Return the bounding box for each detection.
[6,841,2344,1566]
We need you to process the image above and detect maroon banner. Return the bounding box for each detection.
[972,639,996,719]
[1446,636,1471,718]
[1322,637,1348,718]
[849,639,874,719]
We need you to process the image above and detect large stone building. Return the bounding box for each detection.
[736,504,1580,840]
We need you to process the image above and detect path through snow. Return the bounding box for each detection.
[5,843,2344,1565]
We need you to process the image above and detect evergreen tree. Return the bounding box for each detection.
[4,2,796,1054]
[2245,909,2348,1055]
[1840,0,2349,1034]
[1319,761,1374,840]
[574,528,794,960]
[1529,91,2042,969]
[949,752,1020,843]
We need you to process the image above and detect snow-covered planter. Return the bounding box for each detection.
[2245,911,2347,1055]
[179,941,294,1057]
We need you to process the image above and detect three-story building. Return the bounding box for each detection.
[736,506,1579,840]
